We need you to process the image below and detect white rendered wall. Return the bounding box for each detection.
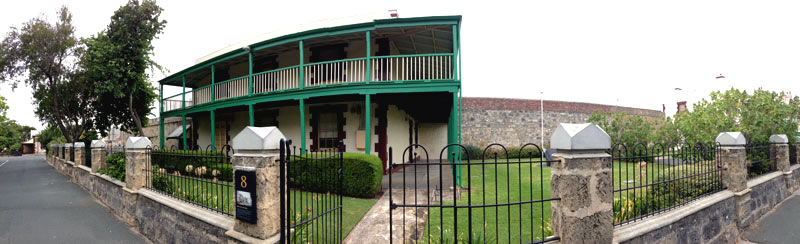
[418,123,448,160]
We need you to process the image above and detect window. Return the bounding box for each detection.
[318,112,339,149]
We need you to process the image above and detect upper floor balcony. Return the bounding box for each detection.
[159,15,462,114]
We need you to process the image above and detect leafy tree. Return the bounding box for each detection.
[587,110,656,146]
[85,0,165,136]
[0,96,34,152]
[0,6,93,143]
[36,125,65,150]
[674,88,800,144]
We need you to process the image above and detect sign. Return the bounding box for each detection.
[235,168,257,224]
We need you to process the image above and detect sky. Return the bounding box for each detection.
[2,0,800,132]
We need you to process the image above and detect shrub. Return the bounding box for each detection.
[648,162,721,210]
[99,152,126,182]
[289,152,382,198]
[151,165,176,194]
[461,145,483,160]
[151,149,233,182]
[503,145,543,159]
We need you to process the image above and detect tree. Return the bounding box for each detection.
[85,0,165,136]
[0,96,34,152]
[0,6,92,143]
[587,110,656,146]
[36,125,65,150]
[674,88,800,144]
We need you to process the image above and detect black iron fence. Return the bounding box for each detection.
[790,143,797,165]
[146,145,234,215]
[280,140,344,244]
[70,145,75,162]
[388,143,559,244]
[746,143,774,179]
[61,146,65,160]
[85,144,92,168]
[611,143,724,226]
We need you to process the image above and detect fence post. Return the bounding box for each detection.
[227,126,286,241]
[549,123,612,243]
[65,143,73,163]
[715,132,751,228]
[74,142,85,166]
[770,134,790,172]
[124,137,151,191]
[91,140,107,173]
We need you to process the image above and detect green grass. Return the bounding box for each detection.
[423,163,553,243]
[152,174,376,241]
[287,191,376,242]
[612,161,673,197]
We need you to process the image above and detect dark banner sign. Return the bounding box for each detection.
[235,169,257,224]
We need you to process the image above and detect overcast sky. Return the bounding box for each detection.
[2,0,799,131]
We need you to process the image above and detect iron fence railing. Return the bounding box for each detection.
[146,145,234,216]
[388,143,559,244]
[746,143,774,179]
[106,145,125,157]
[85,145,92,168]
[611,143,724,226]
[790,143,797,165]
[70,146,75,162]
[280,140,344,244]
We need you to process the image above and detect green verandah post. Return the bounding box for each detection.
[365,94,371,154]
[210,110,215,149]
[300,99,306,154]
[159,83,164,149]
[365,31,371,84]
[299,40,304,89]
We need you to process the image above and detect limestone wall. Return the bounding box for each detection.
[615,165,800,243]
[45,148,242,244]
[461,97,664,147]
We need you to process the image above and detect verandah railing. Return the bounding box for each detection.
[611,143,724,226]
[166,53,455,110]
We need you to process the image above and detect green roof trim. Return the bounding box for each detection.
[158,15,462,86]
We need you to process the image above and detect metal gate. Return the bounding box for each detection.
[388,143,560,244]
[279,139,344,243]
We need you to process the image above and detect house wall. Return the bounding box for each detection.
[418,123,448,159]
[188,101,421,161]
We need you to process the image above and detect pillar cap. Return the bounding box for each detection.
[64,143,73,148]
[715,132,746,145]
[550,123,610,150]
[125,137,152,150]
[91,140,106,148]
[769,134,789,144]
[74,142,85,148]
[232,126,286,151]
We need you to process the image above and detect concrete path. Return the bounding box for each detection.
[0,155,146,244]
[742,188,800,243]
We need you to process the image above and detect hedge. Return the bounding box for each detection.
[98,152,126,182]
[288,152,382,198]
[462,145,544,160]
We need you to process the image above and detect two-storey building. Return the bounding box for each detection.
[157,15,462,173]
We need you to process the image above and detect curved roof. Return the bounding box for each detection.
[158,14,461,85]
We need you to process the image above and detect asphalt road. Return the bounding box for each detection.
[743,189,800,244]
[0,155,146,244]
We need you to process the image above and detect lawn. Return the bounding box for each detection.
[423,162,553,243]
[152,174,376,241]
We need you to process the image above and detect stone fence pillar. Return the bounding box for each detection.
[716,132,753,228]
[227,126,286,242]
[91,140,107,173]
[770,134,790,173]
[65,143,73,162]
[74,142,85,166]
[125,137,151,191]
[549,123,613,243]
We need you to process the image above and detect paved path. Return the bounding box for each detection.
[742,189,800,243]
[0,155,146,244]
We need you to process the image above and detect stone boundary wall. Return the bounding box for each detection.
[461,97,664,146]
[46,150,240,244]
[614,164,800,243]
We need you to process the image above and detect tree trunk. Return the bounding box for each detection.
[129,93,145,136]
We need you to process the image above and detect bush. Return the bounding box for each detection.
[99,152,126,182]
[461,145,483,160]
[648,162,721,209]
[289,152,382,198]
[151,149,233,182]
[503,145,543,159]
[151,165,175,194]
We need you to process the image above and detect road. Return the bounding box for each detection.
[0,155,146,244]
[742,188,800,243]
